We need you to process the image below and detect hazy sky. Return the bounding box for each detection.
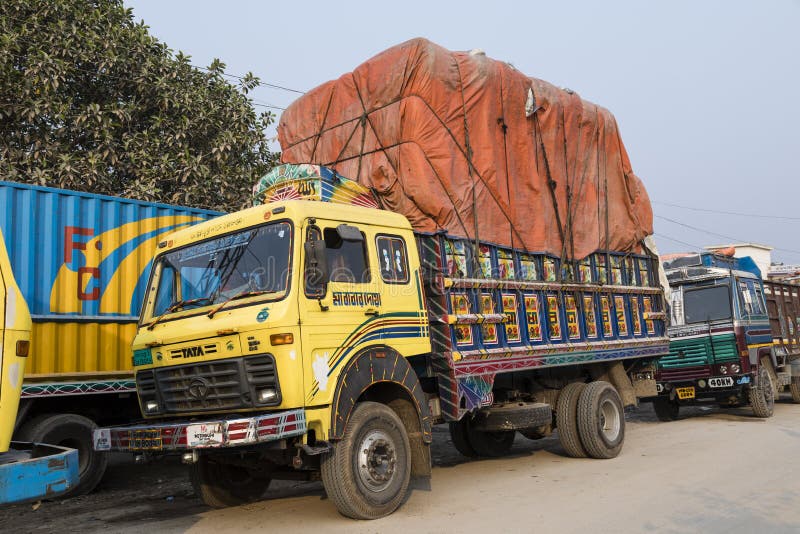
[125,0,800,264]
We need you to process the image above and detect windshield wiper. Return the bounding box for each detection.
[146,297,214,330]
[207,289,274,319]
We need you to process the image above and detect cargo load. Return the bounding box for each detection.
[278,38,653,260]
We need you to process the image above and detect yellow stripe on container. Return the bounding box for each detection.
[25,322,137,380]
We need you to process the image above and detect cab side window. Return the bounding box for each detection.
[324,227,370,283]
[738,280,766,318]
[376,235,409,284]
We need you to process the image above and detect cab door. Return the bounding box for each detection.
[299,218,381,408]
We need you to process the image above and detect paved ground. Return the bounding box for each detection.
[2,400,799,533]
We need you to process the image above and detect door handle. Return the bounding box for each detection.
[364,307,380,316]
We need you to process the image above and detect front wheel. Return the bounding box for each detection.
[749,367,775,418]
[189,455,271,508]
[576,381,625,459]
[652,398,680,422]
[321,401,411,519]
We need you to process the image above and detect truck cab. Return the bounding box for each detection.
[0,228,32,452]
[649,253,775,419]
[0,229,78,504]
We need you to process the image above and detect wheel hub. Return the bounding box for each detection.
[598,398,621,441]
[357,429,396,492]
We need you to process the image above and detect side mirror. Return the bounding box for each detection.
[336,224,363,242]
[304,239,329,298]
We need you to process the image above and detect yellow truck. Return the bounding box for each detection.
[0,228,79,504]
[95,165,669,519]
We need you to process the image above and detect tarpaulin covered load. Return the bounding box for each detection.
[278,38,653,260]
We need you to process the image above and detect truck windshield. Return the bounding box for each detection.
[144,221,292,322]
[683,285,732,324]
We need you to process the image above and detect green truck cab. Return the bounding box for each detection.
[647,253,787,420]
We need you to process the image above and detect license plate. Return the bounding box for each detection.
[186,423,224,448]
[676,386,695,400]
[129,429,162,450]
[709,376,734,388]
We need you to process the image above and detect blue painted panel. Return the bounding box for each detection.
[0,442,79,504]
[0,181,221,320]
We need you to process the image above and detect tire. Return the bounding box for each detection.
[465,426,515,457]
[652,398,680,422]
[576,381,625,459]
[519,425,551,440]
[790,377,800,404]
[189,455,270,508]
[749,366,775,418]
[17,413,108,497]
[556,382,587,458]
[321,401,411,519]
[448,419,478,457]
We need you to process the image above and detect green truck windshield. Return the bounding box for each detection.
[683,285,732,324]
[148,221,293,319]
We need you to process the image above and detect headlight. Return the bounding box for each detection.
[257,388,278,403]
[730,363,741,374]
[719,365,728,375]
[145,400,160,413]
[698,379,707,388]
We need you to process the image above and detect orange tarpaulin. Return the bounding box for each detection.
[278,38,653,259]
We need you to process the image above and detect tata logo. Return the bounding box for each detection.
[187,377,211,400]
[180,346,205,358]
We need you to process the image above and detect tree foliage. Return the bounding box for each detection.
[0,0,278,211]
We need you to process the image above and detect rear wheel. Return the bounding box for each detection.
[790,377,800,404]
[749,366,775,418]
[321,401,411,519]
[519,425,551,440]
[652,398,680,421]
[189,455,271,508]
[17,413,108,497]
[576,381,625,459]
[556,382,587,458]
[448,419,477,457]
[466,427,515,457]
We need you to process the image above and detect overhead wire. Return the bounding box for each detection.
[653,200,800,222]
[653,232,703,251]
[655,214,800,257]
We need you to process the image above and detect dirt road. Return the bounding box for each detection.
[2,401,799,533]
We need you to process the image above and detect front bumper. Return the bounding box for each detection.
[93,408,306,452]
[653,374,751,403]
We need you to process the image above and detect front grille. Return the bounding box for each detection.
[659,365,711,381]
[136,354,280,415]
[660,335,738,369]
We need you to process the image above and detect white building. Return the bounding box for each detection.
[704,243,773,279]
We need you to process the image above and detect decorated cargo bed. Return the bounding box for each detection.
[255,163,667,419]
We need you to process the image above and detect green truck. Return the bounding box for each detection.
[647,252,800,420]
